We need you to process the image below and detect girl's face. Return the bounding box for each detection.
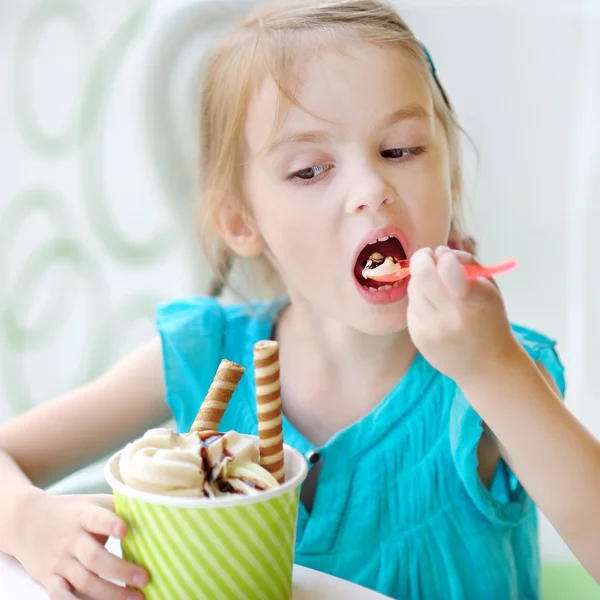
[242,41,453,335]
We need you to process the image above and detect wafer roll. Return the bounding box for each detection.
[254,340,285,483]
[190,359,245,433]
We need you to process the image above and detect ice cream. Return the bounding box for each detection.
[362,253,402,279]
[118,428,279,497]
[115,355,282,498]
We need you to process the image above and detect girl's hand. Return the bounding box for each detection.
[406,246,521,386]
[10,489,147,599]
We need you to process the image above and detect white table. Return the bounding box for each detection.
[0,537,391,600]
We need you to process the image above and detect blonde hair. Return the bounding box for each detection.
[199,0,468,297]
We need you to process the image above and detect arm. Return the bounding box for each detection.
[407,246,600,583]
[0,337,171,551]
[460,346,600,582]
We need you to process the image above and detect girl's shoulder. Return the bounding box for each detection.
[157,295,282,329]
[157,296,285,348]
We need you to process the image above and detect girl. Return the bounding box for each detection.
[0,0,580,598]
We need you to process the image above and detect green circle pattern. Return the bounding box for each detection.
[2,0,197,416]
[79,3,179,264]
[12,0,97,156]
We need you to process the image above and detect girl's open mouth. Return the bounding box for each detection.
[354,235,407,291]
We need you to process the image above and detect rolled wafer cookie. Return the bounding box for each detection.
[190,359,245,433]
[254,340,285,483]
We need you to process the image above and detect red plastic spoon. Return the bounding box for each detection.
[364,258,518,283]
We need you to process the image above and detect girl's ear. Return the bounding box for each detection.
[216,203,265,258]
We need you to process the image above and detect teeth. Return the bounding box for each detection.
[366,234,398,245]
[362,279,404,293]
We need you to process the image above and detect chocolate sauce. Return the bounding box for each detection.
[364,255,399,271]
[364,256,385,270]
[195,431,257,496]
[218,481,236,494]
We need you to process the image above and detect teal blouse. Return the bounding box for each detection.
[157,297,565,600]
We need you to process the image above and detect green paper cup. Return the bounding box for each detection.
[105,437,308,600]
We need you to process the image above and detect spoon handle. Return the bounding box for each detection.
[463,259,517,280]
[365,258,517,283]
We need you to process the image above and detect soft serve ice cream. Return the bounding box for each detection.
[118,428,279,497]
[362,252,403,279]
[113,349,286,499]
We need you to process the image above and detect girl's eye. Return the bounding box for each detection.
[289,164,332,183]
[381,146,426,160]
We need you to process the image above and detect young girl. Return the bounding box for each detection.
[0,0,589,598]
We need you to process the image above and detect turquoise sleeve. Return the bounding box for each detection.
[450,325,566,524]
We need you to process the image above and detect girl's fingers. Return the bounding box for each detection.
[79,505,127,540]
[437,250,471,299]
[61,557,144,600]
[74,533,148,589]
[436,246,478,265]
[434,245,452,260]
[46,574,77,600]
[87,494,116,512]
[409,247,448,308]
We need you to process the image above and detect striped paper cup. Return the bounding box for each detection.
[105,437,308,600]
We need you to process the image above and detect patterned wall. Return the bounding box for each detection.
[1,0,212,421]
